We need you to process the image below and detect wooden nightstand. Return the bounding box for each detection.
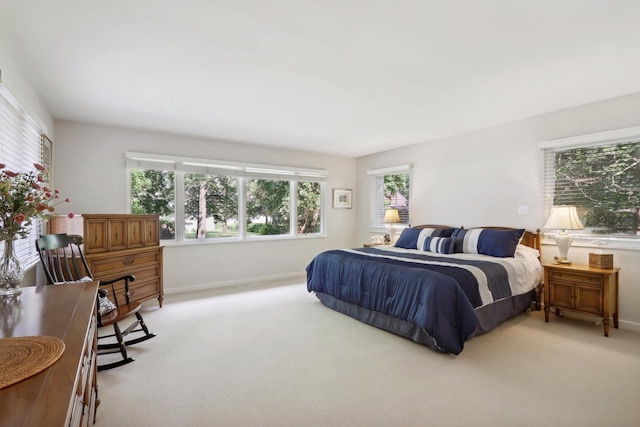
[543,263,619,336]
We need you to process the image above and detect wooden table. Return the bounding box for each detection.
[0,282,99,426]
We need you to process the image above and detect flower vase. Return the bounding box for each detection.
[0,239,23,296]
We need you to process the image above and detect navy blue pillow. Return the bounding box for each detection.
[452,228,466,253]
[394,228,422,249]
[431,227,455,238]
[422,236,456,254]
[477,229,525,258]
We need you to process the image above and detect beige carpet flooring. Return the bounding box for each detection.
[95,282,640,427]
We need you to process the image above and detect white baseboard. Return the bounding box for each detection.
[544,306,640,332]
[164,272,306,296]
[618,319,640,332]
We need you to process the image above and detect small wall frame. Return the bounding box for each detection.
[42,134,53,186]
[333,188,352,209]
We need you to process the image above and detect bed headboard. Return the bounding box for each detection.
[412,224,459,230]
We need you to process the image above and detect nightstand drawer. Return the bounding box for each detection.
[549,270,603,286]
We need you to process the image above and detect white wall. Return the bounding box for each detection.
[0,39,54,136]
[356,93,640,331]
[53,120,357,294]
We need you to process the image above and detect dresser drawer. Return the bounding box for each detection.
[105,264,161,284]
[90,250,160,275]
[105,265,161,304]
[128,279,161,301]
[549,270,603,286]
[111,280,161,306]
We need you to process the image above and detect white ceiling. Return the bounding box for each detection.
[2,1,640,157]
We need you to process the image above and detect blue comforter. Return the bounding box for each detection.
[306,247,515,354]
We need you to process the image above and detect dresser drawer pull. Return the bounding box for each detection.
[123,259,134,265]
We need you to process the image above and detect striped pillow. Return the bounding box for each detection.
[422,236,456,254]
[396,227,456,249]
[416,227,455,250]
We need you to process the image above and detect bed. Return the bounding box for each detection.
[306,225,542,355]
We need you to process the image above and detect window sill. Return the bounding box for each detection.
[160,233,327,247]
[542,234,640,251]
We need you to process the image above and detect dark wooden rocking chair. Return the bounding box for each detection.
[36,233,156,371]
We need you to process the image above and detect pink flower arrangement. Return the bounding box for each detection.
[0,163,73,241]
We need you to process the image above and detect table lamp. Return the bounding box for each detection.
[383,208,401,244]
[543,205,584,264]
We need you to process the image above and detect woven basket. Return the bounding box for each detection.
[0,336,65,389]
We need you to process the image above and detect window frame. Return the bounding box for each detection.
[126,152,326,245]
[539,126,640,251]
[367,164,412,232]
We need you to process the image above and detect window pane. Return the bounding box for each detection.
[373,172,410,227]
[184,173,238,239]
[130,169,176,240]
[385,173,410,224]
[297,181,321,234]
[246,178,290,236]
[552,141,640,236]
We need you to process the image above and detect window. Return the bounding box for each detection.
[0,82,47,268]
[246,178,290,236]
[368,165,411,228]
[127,152,326,243]
[297,181,322,234]
[185,173,239,239]
[540,127,640,239]
[130,169,176,239]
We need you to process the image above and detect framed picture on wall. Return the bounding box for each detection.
[333,188,352,209]
[42,134,53,186]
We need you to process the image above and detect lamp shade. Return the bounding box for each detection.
[383,208,401,224]
[543,206,584,231]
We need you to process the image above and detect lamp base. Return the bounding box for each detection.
[554,232,573,265]
[553,256,572,265]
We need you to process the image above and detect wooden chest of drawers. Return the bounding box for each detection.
[0,282,99,427]
[49,214,164,306]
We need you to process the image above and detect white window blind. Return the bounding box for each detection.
[125,152,328,182]
[540,127,640,238]
[0,81,46,268]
